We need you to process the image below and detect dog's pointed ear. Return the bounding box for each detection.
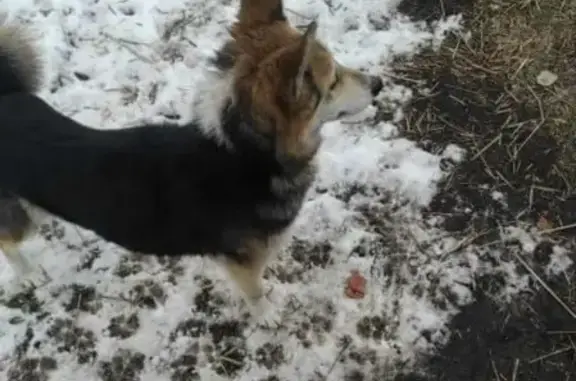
[291,21,318,99]
[238,0,286,25]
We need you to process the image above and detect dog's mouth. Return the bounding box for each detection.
[332,99,380,121]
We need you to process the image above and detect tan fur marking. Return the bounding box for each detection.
[0,239,32,275]
[223,257,268,301]
[221,233,288,301]
[307,45,336,93]
[238,0,286,26]
[0,196,39,276]
[230,23,299,61]
[199,0,382,158]
[0,197,35,245]
[0,228,29,246]
[293,21,318,98]
[229,20,335,162]
[222,237,275,301]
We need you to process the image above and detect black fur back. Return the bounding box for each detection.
[0,92,312,256]
[0,24,314,258]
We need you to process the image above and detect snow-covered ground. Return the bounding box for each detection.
[0,1,572,380]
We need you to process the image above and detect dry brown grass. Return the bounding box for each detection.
[383,2,576,379]
[483,0,576,183]
[393,0,576,230]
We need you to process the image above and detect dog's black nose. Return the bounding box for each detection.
[370,76,384,96]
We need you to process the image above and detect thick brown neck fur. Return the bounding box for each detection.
[238,0,286,25]
[220,98,317,177]
[213,1,323,176]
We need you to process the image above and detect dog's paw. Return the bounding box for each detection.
[248,296,282,329]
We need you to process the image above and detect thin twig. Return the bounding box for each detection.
[440,230,488,260]
[529,347,573,364]
[380,69,425,85]
[513,253,576,320]
[322,338,351,380]
[102,32,155,64]
[514,120,544,159]
[511,359,520,381]
[490,358,502,381]
[470,134,501,161]
[541,222,576,234]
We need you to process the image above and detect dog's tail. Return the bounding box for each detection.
[0,24,43,95]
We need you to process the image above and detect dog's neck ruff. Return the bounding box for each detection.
[220,101,315,178]
[191,55,317,179]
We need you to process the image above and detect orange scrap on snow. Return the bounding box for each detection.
[345,269,366,299]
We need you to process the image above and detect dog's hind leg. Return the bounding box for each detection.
[0,241,36,280]
[221,238,281,328]
[0,192,47,289]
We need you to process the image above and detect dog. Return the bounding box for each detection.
[0,0,383,325]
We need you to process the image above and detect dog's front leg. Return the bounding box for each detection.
[221,240,281,328]
[0,241,50,291]
[0,197,49,291]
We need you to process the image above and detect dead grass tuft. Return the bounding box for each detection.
[487,0,576,180]
[393,0,576,231]
[390,0,576,379]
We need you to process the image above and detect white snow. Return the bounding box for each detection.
[0,0,572,380]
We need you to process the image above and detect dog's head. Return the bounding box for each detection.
[214,0,383,166]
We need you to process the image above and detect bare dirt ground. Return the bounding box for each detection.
[393,0,576,379]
